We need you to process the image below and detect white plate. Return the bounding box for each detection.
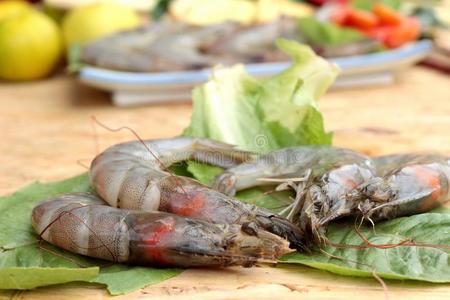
[78,40,432,106]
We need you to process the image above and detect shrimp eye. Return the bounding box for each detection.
[361,178,392,202]
[241,222,259,236]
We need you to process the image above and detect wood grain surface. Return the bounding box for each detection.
[1,66,449,299]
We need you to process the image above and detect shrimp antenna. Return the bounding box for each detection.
[38,204,117,262]
[353,222,450,250]
[91,116,164,168]
[325,219,450,251]
[90,115,100,156]
[37,241,89,268]
[318,248,389,300]
[76,159,90,170]
[372,271,390,300]
[90,116,189,196]
[252,188,293,211]
[71,117,101,172]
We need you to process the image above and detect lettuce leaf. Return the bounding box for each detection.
[184,39,337,153]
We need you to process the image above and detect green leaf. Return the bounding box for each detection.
[186,161,224,186]
[280,212,450,282]
[298,17,365,47]
[352,0,401,10]
[432,206,450,214]
[184,39,338,153]
[0,174,181,295]
[0,173,92,249]
[94,265,180,296]
[236,187,293,214]
[0,267,99,290]
[151,0,174,20]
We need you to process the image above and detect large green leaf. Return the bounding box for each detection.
[281,212,450,282]
[0,267,99,290]
[0,174,181,295]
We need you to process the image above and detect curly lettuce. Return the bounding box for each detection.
[184,39,339,152]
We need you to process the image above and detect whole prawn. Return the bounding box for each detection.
[213,146,450,243]
[32,193,290,267]
[363,154,450,220]
[89,137,307,250]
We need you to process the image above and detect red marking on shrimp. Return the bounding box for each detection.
[344,178,358,189]
[143,217,175,263]
[406,165,442,211]
[169,192,206,217]
[331,167,360,190]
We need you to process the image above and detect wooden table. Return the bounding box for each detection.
[1,66,450,299]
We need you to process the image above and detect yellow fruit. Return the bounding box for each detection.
[276,0,314,18]
[256,0,314,23]
[169,0,257,25]
[0,10,62,81]
[62,3,140,47]
[170,0,314,25]
[0,0,31,21]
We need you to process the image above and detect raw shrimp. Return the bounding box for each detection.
[362,154,450,220]
[90,137,308,251]
[213,147,450,243]
[32,193,290,267]
[81,18,299,72]
[213,146,376,242]
[81,21,239,72]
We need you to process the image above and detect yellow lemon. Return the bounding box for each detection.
[62,3,140,47]
[0,0,31,21]
[0,10,62,81]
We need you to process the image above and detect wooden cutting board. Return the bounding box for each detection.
[0,66,449,299]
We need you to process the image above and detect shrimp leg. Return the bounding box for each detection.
[32,193,291,268]
[213,146,377,243]
[213,146,373,196]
